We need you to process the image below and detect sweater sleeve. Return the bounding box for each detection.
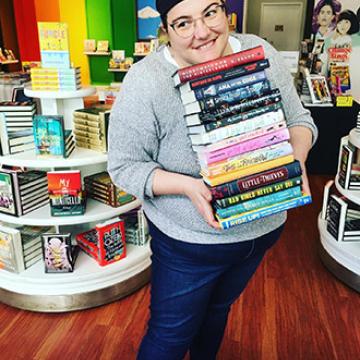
[107,65,162,201]
[254,36,318,145]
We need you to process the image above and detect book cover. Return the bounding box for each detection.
[0,171,18,216]
[326,195,347,242]
[179,59,270,94]
[42,233,74,272]
[33,115,67,157]
[47,170,85,216]
[173,45,265,85]
[0,224,24,273]
[338,144,354,190]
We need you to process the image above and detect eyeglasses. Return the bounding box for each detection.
[169,4,226,39]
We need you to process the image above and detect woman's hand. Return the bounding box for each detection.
[182,177,221,229]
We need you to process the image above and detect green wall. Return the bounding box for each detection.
[85,0,114,85]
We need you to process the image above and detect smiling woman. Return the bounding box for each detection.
[108,0,318,358]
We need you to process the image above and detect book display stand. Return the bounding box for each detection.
[318,130,360,292]
[0,101,151,312]
[24,87,96,129]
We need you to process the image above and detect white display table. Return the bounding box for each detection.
[24,87,96,129]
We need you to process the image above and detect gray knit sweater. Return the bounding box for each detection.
[108,34,318,244]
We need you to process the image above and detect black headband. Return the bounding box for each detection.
[156,0,185,18]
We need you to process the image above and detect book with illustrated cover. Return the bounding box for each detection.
[306,75,332,104]
[173,46,265,85]
[76,218,126,266]
[42,233,75,272]
[179,59,270,95]
[47,170,85,216]
[84,39,96,53]
[338,143,354,190]
[0,171,17,216]
[96,40,109,53]
[0,224,24,272]
[33,115,71,157]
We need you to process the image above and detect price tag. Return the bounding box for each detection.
[336,96,353,107]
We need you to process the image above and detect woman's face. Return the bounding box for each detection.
[337,19,351,35]
[166,0,230,67]
[317,5,335,27]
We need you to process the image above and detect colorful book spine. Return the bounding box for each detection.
[216,186,303,218]
[188,102,283,131]
[215,176,302,208]
[173,46,265,85]
[203,155,294,187]
[193,121,286,152]
[179,59,270,94]
[209,160,302,199]
[199,127,290,165]
[189,108,284,145]
[185,80,271,114]
[181,70,267,103]
[185,89,281,123]
[217,194,312,229]
[203,142,293,177]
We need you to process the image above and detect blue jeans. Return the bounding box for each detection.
[138,220,284,360]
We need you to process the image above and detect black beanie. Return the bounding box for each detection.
[156,0,185,19]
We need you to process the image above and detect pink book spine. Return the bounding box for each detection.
[204,128,290,165]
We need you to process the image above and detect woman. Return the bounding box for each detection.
[108,0,317,359]
[312,0,341,40]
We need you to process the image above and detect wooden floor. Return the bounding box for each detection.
[1,175,359,360]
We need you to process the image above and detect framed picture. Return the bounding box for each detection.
[136,0,161,40]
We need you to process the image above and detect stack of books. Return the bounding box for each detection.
[76,218,126,266]
[84,171,136,207]
[121,207,150,246]
[30,67,81,91]
[0,169,49,217]
[73,108,110,153]
[33,115,75,158]
[0,101,36,155]
[0,224,54,273]
[174,46,311,229]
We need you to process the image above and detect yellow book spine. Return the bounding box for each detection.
[203,155,294,186]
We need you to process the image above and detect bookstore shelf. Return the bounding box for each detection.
[0,148,107,168]
[318,215,360,292]
[335,175,360,204]
[24,87,96,129]
[83,52,111,56]
[0,198,141,226]
[108,68,128,72]
[0,242,151,312]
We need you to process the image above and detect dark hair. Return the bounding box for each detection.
[161,0,228,30]
[312,0,342,34]
[337,10,360,35]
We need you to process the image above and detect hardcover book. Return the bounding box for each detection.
[47,170,85,216]
[76,218,126,266]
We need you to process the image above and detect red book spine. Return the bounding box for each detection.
[176,46,265,84]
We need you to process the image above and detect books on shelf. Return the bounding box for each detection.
[42,233,77,272]
[33,115,75,158]
[47,170,86,216]
[84,171,136,208]
[76,218,126,266]
[305,75,332,105]
[0,224,54,273]
[73,108,109,153]
[121,207,150,246]
[0,169,48,217]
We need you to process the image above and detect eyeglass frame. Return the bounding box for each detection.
[168,3,227,39]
